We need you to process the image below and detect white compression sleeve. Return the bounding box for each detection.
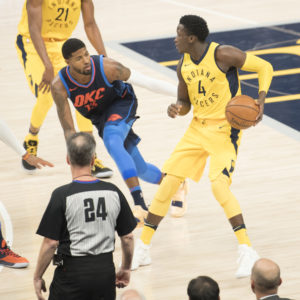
[127,69,177,97]
[0,118,26,156]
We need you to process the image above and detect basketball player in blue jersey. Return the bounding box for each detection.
[51,38,185,226]
[132,15,273,278]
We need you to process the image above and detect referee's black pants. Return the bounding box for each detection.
[49,252,116,300]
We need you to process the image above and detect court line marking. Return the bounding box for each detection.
[0,201,13,272]
[160,0,258,25]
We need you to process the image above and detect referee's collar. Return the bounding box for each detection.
[73,179,100,184]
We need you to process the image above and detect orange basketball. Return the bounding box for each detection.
[225,95,260,130]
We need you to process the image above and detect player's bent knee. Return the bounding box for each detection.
[211,174,230,206]
[211,174,241,218]
[103,133,122,155]
[37,95,53,110]
[149,174,184,216]
[138,164,161,184]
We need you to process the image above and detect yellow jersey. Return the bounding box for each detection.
[181,42,241,119]
[18,0,81,40]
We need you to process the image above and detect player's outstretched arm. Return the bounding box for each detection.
[81,0,107,56]
[127,69,177,97]
[103,57,177,97]
[51,76,76,141]
[24,154,54,169]
[0,118,53,168]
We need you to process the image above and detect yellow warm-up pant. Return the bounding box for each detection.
[15,35,93,131]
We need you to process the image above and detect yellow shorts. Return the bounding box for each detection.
[162,117,242,182]
[15,34,65,98]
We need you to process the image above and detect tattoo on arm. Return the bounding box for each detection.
[115,62,130,81]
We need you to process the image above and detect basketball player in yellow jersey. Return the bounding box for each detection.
[16,0,113,177]
[132,15,273,278]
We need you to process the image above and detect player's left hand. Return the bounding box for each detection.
[39,64,54,94]
[115,268,130,288]
[25,155,54,169]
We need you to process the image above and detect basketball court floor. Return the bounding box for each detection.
[0,1,299,299]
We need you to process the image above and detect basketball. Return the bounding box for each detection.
[225,95,260,129]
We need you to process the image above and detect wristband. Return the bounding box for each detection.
[22,152,30,161]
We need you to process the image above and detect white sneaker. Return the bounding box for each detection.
[235,244,259,278]
[170,180,189,218]
[131,239,151,270]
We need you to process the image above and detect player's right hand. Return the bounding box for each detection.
[167,103,182,118]
[39,64,54,93]
[25,155,54,169]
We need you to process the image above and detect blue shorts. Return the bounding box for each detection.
[93,84,140,146]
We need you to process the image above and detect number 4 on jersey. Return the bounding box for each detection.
[198,80,206,96]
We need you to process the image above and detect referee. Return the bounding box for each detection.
[34,132,136,300]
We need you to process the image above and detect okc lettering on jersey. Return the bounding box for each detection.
[74,87,105,111]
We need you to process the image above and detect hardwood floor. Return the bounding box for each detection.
[0,1,299,299]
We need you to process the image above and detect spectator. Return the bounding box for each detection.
[187,276,220,300]
[120,289,146,300]
[251,258,293,300]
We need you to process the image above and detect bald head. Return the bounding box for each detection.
[67,132,96,167]
[119,289,145,300]
[251,258,282,294]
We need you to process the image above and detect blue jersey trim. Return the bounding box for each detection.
[100,55,113,87]
[16,35,27,68]
[190,42,211,65]
[226,67,239,98]
[230,127,240,154]
[59,71,71,98]
[73,179,100,184]
[214,44,226,74]
[65,57,96,88]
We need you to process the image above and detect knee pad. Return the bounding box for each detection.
[149,174,185,217]
[103,127,137,180]
[37,93,53,111]
[103,131,121,155]
[128,145,162,184]
[30,94,53,128]
[211,174,241,219]
[211,174,230,206]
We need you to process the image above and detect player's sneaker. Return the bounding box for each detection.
[131,239,151,270]
[0,240,29,268]
[22,135,39,174]
[235,244,259,278]
[92,158,113,178]
[132,205,148,228]
[170,180,189,217]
